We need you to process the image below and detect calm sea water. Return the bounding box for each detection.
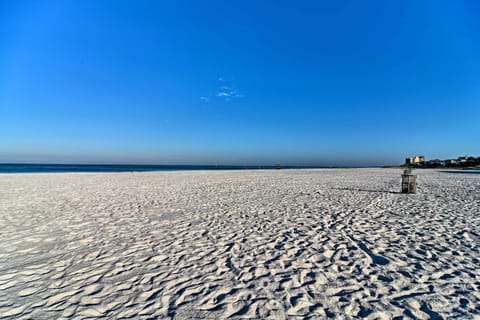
[0,164,306,173]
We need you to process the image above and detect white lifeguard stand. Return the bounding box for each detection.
[401,168,417,193]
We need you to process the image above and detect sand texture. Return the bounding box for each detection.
[0,168,479,319]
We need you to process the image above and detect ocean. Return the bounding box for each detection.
[0,163,303,173]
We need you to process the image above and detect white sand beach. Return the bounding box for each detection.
[0,168,479,319]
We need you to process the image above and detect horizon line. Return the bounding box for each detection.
[0,162,385,168]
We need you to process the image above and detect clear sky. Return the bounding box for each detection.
[1,1,479,166]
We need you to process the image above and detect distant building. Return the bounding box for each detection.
[457,156,479,167]
[405,155,425,165]
[427,159,444,167]
[445,159,458,166]
[458,156,468,164]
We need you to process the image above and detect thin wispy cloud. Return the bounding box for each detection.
[215,88,242,99]
[200,78,243,102]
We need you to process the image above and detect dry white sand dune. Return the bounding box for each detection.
[0,168,479,319]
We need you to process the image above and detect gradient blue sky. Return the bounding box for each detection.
[1,0,479,166]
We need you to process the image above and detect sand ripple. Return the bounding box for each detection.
[0,169,479,319]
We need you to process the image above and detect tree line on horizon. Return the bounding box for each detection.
[404,155,480,168]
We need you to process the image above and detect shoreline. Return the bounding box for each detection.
[0,164,383,174]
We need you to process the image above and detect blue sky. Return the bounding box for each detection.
[1,0,479,166]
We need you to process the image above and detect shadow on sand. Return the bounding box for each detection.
[333,187,400,194]
[441,170,480,175]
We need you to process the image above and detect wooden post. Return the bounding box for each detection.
[401,169,417,193]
